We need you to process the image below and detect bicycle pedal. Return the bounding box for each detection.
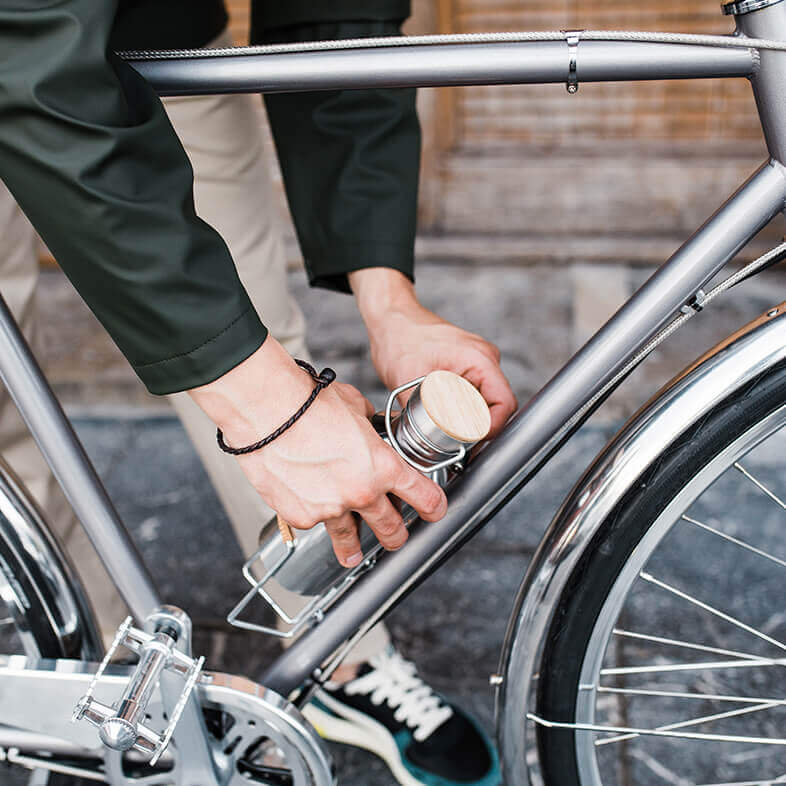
[72,608,204,765]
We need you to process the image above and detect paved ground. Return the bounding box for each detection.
[6,262,786,784]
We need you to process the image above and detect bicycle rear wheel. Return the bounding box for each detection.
[532,357,786,784]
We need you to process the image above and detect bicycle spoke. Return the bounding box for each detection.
[596,686,786,705]
[639,572,786,654]
[734,463,786,510]
[527,713,786,745]
[682,515,786,569]
[595,700,780,747]
[602,657,786,676]
[613,628,771,661]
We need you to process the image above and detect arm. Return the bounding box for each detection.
[0,0,265,394]
[258,18,419,293]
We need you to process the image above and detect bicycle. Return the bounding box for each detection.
[4,1,786,784]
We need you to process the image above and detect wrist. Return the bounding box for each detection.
[349,268,419,329]
[187,338,315,444]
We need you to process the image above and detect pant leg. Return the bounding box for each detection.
[0,181,130,644]
[161,52,389,663]
[161,86,307,558]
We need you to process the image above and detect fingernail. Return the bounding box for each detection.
[345,552,363,568]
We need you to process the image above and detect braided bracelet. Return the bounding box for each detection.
[216,359,336,456]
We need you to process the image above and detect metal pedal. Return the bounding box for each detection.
[72,607,204,765]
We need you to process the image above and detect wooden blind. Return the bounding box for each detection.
[452,0,761,148]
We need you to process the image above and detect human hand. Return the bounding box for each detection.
[188,338,447,567]
[349,268,518,437]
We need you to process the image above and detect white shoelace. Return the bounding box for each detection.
[342,650,454,743]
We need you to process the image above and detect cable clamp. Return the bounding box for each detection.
[563,30,583,93]
[680,289,708,315]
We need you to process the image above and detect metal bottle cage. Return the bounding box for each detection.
[225,538,381,640]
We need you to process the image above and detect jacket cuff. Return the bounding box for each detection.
[304,242,414,294]
[132,308,268,395]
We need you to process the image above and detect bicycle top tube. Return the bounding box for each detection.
[126,32,759,98]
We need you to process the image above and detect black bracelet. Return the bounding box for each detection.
[216,359,336,456]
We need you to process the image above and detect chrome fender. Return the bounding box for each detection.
[496,301,786,786]
[0,457,101,660]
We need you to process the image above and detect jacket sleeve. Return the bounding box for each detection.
[253,8,420,294]
[0,0,267,395]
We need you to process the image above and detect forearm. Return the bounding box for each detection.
[0,0,266,394]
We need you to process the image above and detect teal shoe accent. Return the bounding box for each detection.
[392,718,501,786]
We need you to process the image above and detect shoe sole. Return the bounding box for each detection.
[303,691,427,786]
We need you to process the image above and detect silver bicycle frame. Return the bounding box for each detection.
[1,2,785,700]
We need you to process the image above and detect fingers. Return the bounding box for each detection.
[325,511,363,568]
[462,361,518,438]
[387,458,448,523]
[357,493,411,551]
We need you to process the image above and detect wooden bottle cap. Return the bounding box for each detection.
[419,370,491,444]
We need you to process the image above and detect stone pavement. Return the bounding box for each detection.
[8,261,786,784]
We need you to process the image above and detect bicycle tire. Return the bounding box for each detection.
[533,358,786,785]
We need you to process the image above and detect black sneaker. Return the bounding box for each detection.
[303,646,501,786]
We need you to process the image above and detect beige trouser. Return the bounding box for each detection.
[0,77,388,664]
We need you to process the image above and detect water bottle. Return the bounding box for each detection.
[251,370,491,599]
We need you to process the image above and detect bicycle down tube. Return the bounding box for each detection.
[0,4,784,703]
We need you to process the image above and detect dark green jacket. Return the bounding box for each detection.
[0,1,418,394]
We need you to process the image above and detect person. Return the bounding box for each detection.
[0,1,516,784]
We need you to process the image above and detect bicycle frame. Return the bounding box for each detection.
[2,0,786,747]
